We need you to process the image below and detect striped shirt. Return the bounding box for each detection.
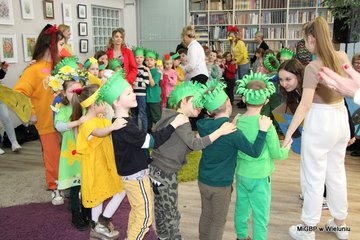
[133,66,150,96]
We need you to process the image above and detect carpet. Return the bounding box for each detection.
[0,197,157,240]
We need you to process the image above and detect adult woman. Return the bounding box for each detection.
[58,24,73,55]
[106,28,137,84]
[94,50,109,69]
[228,26,249,80]
[284,17,351,240]
[14,24,64,205]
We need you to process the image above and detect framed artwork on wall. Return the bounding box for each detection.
[22,34,37,62]
[0,34,18,63]
[78,22,88,36]
[79,39,88,53]
[77,4,87,19]
[43,0,54,19]
[20,0,34,20]
[62,3,72,22]
[0,0,14,25]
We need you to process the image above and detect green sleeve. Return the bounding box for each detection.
[232,129,267,158]
[267,125,288,160]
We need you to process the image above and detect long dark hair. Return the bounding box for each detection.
[278,59,304,113]
[71,84,100,121]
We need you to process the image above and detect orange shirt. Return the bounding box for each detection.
[14,59,56,135]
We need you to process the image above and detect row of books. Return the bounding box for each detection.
[239,27,259,39]
[191,0,207,11]
[234,0,259,10]
[289,0,316,8]
[261,27,286,39]
[288,10,315,24]
[261,11,286,24]
[209,12,233,25]
[209,41,231,53]
[190,13,208,25]
[235,12,259,24]
[318,10,333,23]
[261,0,286,9]
[209,26,229,39]
[209,0,233,10]
[267,41,284,51]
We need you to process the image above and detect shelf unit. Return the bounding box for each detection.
[188,0,333,53]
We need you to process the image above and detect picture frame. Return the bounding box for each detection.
[43,0,54,19]
[62,3,72,22]
[0,34,18,63]
[77,4,87,19]
[78,22,88,36]
[79,39,88,53]
[20,0,34,20]
[0,0,14,25]
[22,34,37,62]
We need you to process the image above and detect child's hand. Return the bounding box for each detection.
[258,115,272,132]
[111,117,127,130]
[218,122,237,135]
[171,113,189,128]
[348,136,356,146]
[283,138,293,150]
[79,116,89,125]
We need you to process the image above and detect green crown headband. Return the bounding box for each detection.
[264,54,280,72]
[52,56,79,75]
[168,81,204,109]
[83,57,98,70]
[108,58,123,71]
[98,64,105,71]
[132,46,146,57]
[144,48,159,59]
[170,53,180,60]
[279,48,295,60]
[97,69,130,106]
[197,79,228,112]
[236,71,276,105]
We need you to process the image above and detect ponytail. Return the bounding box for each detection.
[70,84,100,121]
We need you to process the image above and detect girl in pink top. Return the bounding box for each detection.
[161,54,178,109]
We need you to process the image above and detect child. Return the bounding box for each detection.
[84,57,99,78]
[96,70,189,240]
[94,50,109,69]
[252,48,264,73]
[131,46,154,132]
[196,80,272,240]
[161,53,178,109]
[97,61,106,80]
[150,81,236,240]
[235,72,291,240]
[170,52,185,84]
[223,51,237,105]
[73,84,127,239]
[145,49,162,133]
[178,48,189,81]
[279,48,296,64]
[109,58,123,72]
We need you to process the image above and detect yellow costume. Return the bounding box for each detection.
[76,117,123,208]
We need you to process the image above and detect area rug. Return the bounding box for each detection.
[0,197,157,240]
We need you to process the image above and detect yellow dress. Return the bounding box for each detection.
[76,117,123,208]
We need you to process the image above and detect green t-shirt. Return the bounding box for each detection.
[146,68,161,103]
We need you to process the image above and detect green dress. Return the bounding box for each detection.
[55,105,81,190]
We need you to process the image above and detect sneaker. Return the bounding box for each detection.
[90,222,119,240]
[51,190,64,205]
[322,199,329,210]
[11,142,22,152]
[325,218,349,240]
[289,224,315,240]
[72,211,90,231]
[0,148,5,155]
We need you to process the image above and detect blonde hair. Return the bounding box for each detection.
[58,24,70,32]
[303,17,342,74]
[107,28,125,49]
[181,25,195,39]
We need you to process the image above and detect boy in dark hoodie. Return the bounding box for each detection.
[150,81,236,240]
[196,79,272,240]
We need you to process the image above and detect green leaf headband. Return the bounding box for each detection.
[52,56,79,75]
[108,58,123,71]
[132,46,146,57]
[97,69,130,105]
[236,71,276,105]
[264,54,280,72]
[197,79,228,112]
[144,48,159,59]
[279,48,295,60]
[167,81,204,109]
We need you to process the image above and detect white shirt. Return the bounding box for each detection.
[184,39,209,79]
[354,88,360,105]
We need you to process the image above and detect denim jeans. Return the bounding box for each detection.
[131,96,148,132]
[237,63,249,80]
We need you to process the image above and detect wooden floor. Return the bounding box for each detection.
[1,134,360,239]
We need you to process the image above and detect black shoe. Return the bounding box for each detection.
[351,150,360,157]
[72,211,90,231]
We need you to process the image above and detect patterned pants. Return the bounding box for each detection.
[149,165,182,240]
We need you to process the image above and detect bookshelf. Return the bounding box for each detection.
[188,0,333,54]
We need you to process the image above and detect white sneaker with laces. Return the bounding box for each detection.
[325,218,349,240]
[0,148,5,155]
[289,224,315,240]
[11,142,22,152]
[51,190,64,205]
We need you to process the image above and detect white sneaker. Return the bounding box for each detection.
[289,224,315,240]
[51,190,64,205]
[11,142,22,152]
[325,218,349,240]
[0,148,5,155]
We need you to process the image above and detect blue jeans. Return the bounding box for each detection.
[237,63,249,80]
[131,96,148,132]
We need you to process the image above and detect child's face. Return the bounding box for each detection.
[98,54,109,68]
[145,57,155,68]
[181,97,201,117]
[135,55,145,66]
[209,52,217,62]
[216,58,222,66]
[164,59,173,70]
[255,52,261,58]
[64,82,82,104]
[118,86,137,108]
[225,54,232,61]
[180,53,187,64]
[94,101,106,115]
[279,69,299,92]
[88,63,99,77]
[57,38,65,55]
[173,59,180,67]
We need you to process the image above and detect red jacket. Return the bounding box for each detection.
[106,45,138,84]
[224,61,237,80]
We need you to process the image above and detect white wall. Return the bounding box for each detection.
[0,0,136,87]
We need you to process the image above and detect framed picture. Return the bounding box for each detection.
[20,0,34,20]
[43,0,54,19]
[0,0,14,25]
[22,34,37,62]
[62,3,72,22]
[0,34,18,63]
[78,22,88,36]
[79,39,88,53]
[77,4,87,19]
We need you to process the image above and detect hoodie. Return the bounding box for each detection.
[151,109,212,173]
